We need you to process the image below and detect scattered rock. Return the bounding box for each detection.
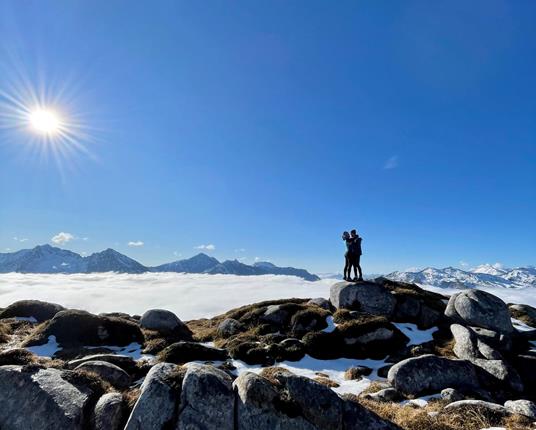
[344,365,372,380]
[0,299,64,322]
[233,371,316,430]
[68,353,137,374]
[443,399,508,416]
[342,398,403,430]
[125,362,180,430]
[290,308,329,335]
[75,360,131,389]
[261,305,290,326]
[388,354,480,396]
[472,358,524,393]
[140,309,188,335]
[504,399,536,419]
[307,297,331,310]
[159,341,228,364]
[217,318,245,338]
[445,290,514,334]
[177,363,234,430]
[0,365,97,429]
[440,388,464,403]
[330,282,396,316]
[93,392,125,430]
[363,387,403,402]
[23,309,143,348]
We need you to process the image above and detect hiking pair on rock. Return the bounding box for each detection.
[342,230,363,282]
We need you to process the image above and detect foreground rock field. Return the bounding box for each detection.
[1,277,536,429]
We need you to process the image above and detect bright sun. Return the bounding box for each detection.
[29,109,61,135]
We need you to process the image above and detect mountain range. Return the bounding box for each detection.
[0,245,320,281]
[386,264,536,289]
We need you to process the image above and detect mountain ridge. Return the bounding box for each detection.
[386,265,536,289]
[0,245,320,281]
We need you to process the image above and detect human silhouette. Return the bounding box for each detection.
[342,229,363,282]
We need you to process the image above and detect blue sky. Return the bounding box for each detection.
[0,1,534,274]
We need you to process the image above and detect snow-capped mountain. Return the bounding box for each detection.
[0,246,319,281]
[386,265,536,289]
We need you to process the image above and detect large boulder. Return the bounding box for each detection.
[233,372,317,430]
[445,290,513,334]
[93,392,125,430]
[23,309,143,348]
[74,360,131,389]
[125,362,180,430]
[504,399,536,419]
[158,341,228,364]
[0,300,64,322]
[443,399,508,416]
[387,354,480,396]
[177,363,234,430]
[330,282,396,316]
[140,309,188,335]
[0,365,98,429]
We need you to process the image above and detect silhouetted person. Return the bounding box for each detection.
[349,229,363,281]
[342,231,353,281]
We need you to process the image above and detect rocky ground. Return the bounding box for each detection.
[1,278,536,429]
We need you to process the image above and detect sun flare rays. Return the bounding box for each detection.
[0,60,101,177]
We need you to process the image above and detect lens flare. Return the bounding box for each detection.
[29,109,61,134]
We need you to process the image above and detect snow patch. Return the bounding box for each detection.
[393,323,438,346]
[26,335,62,357]
[323,316,337,333]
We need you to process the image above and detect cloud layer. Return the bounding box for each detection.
[1,273,534,322]
[195,244,215,251]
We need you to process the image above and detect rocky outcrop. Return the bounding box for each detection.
[75,360,131,389]
[0,365,99,430]
[23,309,143,348]
[0,299,65,322]
[217,318,244,337]
[445,290,514,334]
[177,363,234,430]
[140,309,189,335]
[388,354,480,395]
[93,392,125,430]
[125,362,179,430]
[504,399,536,419]
[330,282,396,316]
[159,341,228,364]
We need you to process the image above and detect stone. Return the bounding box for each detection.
[159,341,228,364]
[307,297,331,310]
[509,304,536,326]
[68,353,137,374]
[23,309,143,348]
[75,360,131,389]
[93,392,125,430]
[440,388,464,403]
[393,294,421,321]
[443,399,508,416]
[363,388,403,402]
[504,399,536,419]
[445,290,514,334]
[261,305,290,326]
[233,372,316,430]
[451,324,480,359]
[387,354,480,396]
[330,281,396,316]
[344,365,372,380]
[140,309,187,334]
[418,304,443,329]
[0,299,64,322]
[177,363,234,430]
[217,318,244,338]
[125,362,180,430]
[0,365,96,430]
[472,358,524,393]
[273,371,343,430]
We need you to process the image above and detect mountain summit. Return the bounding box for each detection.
[0,246,319,281]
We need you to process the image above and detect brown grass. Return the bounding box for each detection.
[313,376,339,388]
[0,322,11,343]
[354,397,532,430]
[123,388,141,410]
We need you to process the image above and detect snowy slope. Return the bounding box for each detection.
[386,265,536,289]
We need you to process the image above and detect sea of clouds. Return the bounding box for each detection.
[1,273,535,321]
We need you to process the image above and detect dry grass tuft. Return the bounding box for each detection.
[0,322,12,343]
[313,376,339,388]
[355,398,533,430]
[123,388,141,410]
